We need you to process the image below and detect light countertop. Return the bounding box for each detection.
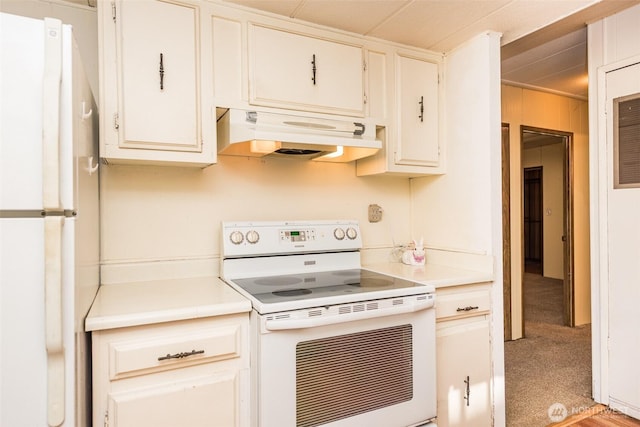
[86,260,493,332]
[363,261,493,288]
[85,276,251,332]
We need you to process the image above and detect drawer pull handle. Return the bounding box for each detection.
[158,349,204,361]
[456,305,479,312]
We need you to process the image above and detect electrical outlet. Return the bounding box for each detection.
[368,204,383,223]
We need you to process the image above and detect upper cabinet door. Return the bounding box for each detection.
[98,0,215,166]
[396,54,439,166]
[249,24,365,117]
[118,0,199,149]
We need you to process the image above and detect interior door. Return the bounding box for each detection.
[523,167,543,273]
[606,61,640,417]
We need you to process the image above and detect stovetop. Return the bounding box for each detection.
[223,265,434,314]
[220,220,434,314]
[231,268,427,303]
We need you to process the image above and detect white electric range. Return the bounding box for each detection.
[220,220,437,427]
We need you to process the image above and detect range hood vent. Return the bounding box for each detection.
[217,109,382,162]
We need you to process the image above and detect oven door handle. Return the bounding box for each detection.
[264,298,434,331]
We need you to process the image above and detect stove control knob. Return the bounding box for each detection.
[246,230,260,244]
[333,228,345,240]
[346,227,358,240]
[229,231,244,245]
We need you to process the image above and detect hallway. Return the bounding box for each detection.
[505,273,592,426]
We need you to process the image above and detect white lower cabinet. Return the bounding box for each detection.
[436,284,493,427]
[92,314,249,427]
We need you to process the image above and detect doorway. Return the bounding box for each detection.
[521,126,574,328]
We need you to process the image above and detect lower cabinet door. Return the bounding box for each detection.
[107,372,238,427]
[436,316,492,427]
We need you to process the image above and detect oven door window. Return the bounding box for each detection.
[296,324,413,427]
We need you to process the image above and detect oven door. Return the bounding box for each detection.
[250,296,437,427]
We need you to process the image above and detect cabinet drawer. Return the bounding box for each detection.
[109,325,241,380]
[436,288,490,321]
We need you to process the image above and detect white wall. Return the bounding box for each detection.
[411,31,506,427]
[522,143,565,279]
[587,2,640,405]
[100,155,412,278]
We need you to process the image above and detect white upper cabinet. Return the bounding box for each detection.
[98,0,444,170]
[99,0,215,167]
[248,24,365,117]
[396,54,440,167]
[357,51,443,176]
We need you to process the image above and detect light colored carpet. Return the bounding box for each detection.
[505,273,593,426]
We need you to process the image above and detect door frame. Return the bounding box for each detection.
[502,123,511,341]
[520,125,575,329]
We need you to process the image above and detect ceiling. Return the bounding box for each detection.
[223,0,640,100]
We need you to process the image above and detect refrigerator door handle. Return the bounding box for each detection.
[43,17,65,427]
[43,17,62,212]
[45,216,65,427]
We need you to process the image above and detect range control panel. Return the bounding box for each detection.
[280,228,316,243]
[222,220,361,258]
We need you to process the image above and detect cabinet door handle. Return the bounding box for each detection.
[159,53,165,90]
[464,375,470,406]
[311,54,317,85]
[157,349,204,361]
[456,305,479,312]
[419,95,424,122]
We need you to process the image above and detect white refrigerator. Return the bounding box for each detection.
[1,12,100,427]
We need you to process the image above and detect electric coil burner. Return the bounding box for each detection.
[220,220,437,427]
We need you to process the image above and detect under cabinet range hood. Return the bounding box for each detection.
[217,109,382,162]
